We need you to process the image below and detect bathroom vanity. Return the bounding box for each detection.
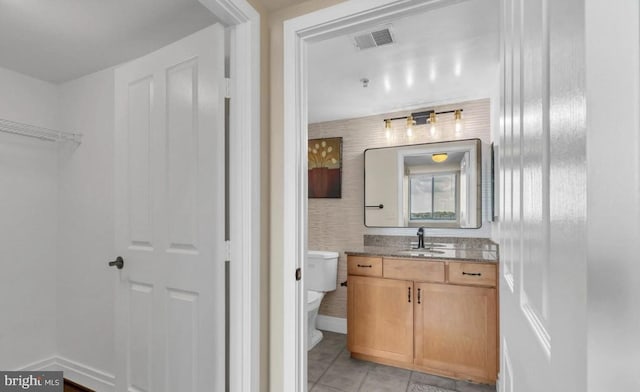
[345,240,498,384]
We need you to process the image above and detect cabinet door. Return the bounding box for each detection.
[347,275,413,363]
[414,283,497,383]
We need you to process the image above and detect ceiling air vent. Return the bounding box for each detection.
[353,27,394,50]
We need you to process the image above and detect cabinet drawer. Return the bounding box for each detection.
[448,262,497,287]
[348,256,382,277]
[383,258,445,283]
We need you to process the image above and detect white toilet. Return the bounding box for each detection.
[306,250,338,350]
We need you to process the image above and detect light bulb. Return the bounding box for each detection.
[429,112,437,136]
[406,115,415,137]
[384,119,392,139]
[454,110,463,134]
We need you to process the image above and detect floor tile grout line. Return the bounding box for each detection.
[313,346,349,391]
[405,371,414,392]
[355,365,371,392]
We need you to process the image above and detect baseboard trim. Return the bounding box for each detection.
[317,315,347,334]
[20,356,115,392]
[54,356,115,392]
[17,357,57,372]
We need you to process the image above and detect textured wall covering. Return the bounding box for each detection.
[308,98,491,318]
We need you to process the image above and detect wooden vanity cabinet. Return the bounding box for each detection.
[347,275,414,363]
[347,255,498,384]
[414,282,497,382]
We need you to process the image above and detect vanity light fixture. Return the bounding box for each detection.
[381,109,463,137]
[432,153,448,163]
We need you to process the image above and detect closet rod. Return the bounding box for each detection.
[0,118,82,144]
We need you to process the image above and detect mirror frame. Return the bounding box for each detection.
[363,138,483,229]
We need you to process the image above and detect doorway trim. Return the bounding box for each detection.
[282,1,461,391]
[199,1,261,392]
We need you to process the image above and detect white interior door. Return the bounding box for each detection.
[114,24,226,392]
[499,0,587,391]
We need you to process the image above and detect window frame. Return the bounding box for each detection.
[407,171,460,224]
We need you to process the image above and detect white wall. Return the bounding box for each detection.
[56,68,116,387]
[0,63,116,387]
[0,67,59,370]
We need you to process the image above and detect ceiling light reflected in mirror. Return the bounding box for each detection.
[432,153,448,163]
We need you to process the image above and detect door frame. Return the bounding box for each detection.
[198,1,261,391]
[282,1,462,391]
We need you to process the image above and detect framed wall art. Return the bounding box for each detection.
[308,137,342,198]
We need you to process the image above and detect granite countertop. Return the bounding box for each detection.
[345,244,498,263]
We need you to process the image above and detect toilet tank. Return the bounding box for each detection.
[306,250,338,292]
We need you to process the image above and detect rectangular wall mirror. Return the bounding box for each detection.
[364,139,482,228]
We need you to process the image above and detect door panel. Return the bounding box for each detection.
[414,282,497,383]
[347,275,413,363]
[129,282,153,392]
[115,24,225,392]
[127,76,154,248]
[166,59,199,250]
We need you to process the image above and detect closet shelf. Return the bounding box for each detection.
[0,118,82,144]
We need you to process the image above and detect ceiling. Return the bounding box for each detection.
[0,0,219,83]
[259,0,317,12]
[307,0,500,123]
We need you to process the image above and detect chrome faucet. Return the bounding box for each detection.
[417,227,425,249]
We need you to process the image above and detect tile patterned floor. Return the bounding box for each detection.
[308,331,496,392]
